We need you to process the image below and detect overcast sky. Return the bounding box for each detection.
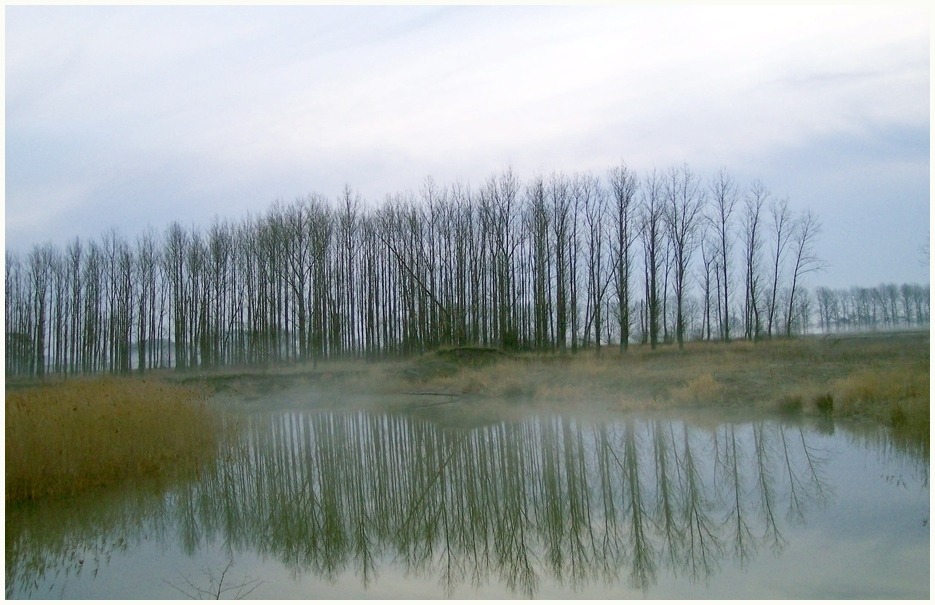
[4,4,930,289]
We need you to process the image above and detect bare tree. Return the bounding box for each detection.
[28,244,55,377]
[6,252,33,375]
[640,170,666,349]
[135,230,159,372]
[742,182,768,341]
[526,174,552,350]
[450,182,476,346]
[184,230,208,369]
[698,236,717,341]
[609,162,640,352]
[308,203,334,362]
[567,174,584,352]
[481,168,523,350]
[708,168,738,341]
[766,197,792,337]
[549,172,572,352]
[663,164,706,349]
[785,210,823,337]
[50,246,69,375]
[280,197,318,362]
[163,222,189,370]
[65,238,83,374]
[815,286,837,333]
[580,173,611,351]
[81,241,105,373]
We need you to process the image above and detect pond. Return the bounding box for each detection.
[5,403,929,599]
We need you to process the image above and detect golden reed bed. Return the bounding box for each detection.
[6,377,219,503]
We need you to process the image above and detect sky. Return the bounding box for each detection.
[4,4,931,289]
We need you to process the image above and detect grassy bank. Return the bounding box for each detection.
[5,378,220,503]
[177,331,927,443]
[386,332,930,439]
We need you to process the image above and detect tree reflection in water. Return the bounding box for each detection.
[6,410,922,598]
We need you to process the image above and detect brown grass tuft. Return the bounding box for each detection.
[670,372,724,404]
[6,377,220,502]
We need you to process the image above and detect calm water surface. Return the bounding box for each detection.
[6,403,929,599]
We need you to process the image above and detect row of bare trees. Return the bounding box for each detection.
[814,283,929,333]
[5,164,853,377]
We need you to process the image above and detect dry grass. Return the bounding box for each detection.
[830,366,930,442]
[54,332,924,445]
[373,333,929,426]
[776,394,805,415]
[6,377,220,503]
[669,372,725,404]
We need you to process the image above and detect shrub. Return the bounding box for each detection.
[777,394,804,415]
[814,393,834,416]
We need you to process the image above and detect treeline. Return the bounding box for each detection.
[814,283,929,333]
[4,164,924,377]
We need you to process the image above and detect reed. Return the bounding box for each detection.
[831,366,930,442]
[6,377,220,502]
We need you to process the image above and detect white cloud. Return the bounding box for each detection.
[13,5,924,173]
[4,5,929,286]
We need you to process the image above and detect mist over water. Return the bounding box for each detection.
[6,406,929,599]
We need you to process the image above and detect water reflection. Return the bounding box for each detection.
[5,411,927,598]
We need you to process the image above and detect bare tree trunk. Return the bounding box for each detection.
[767,198,792,338]
[609,162,639,352]
[785,210,823,337]
[550,172,571,352]
[28,244,55,378]
[742,182,768,341]
[663,164,706,349]
[641,170,665,349]
[709,168,737,342]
